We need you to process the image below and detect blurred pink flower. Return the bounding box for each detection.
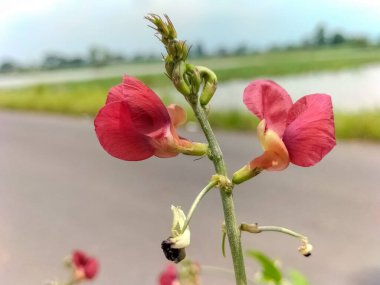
[159,264,180,285]
[94,76,206,161]
[233,80,335,183]
[72,250,99,280]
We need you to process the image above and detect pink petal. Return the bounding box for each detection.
[106,83,124,104]
[106,76,149,104]
[114,76,171,137]
[282,94,336,167]
[167,104,187,127]
[159,264,178,285]
[72,251,87,267]
[243,80,293,136]
[94,101,156,161]
[84,258,99,279]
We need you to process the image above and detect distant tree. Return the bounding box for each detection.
[88,46,109,67]
[330,33,346,45]
[0,61,18,73]
[216,47,229,57]
[314,25,327,46]
[42,53,87,69]
[234,44,248,55]
[268,45,281,52]
[348,36,369,47]
[67,57,86,67]
[301,38,312,49]
[42,54,65,69]
[191,43,205,58]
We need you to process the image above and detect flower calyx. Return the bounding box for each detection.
[212,174,233,194]
[240,223,260,233]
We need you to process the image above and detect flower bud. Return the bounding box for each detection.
[185,64,201,95]
[200,79,217,106]
[145,14,177,45]
[165,55,175,77]
[197,66,218,106]
[172,62,191,97]
[167,40,188,61]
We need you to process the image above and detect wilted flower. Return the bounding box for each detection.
[94,76,207,161]
[298,238,313,257]
[233,80,336,184]
[72,250,99,281]
[162,206,190,263]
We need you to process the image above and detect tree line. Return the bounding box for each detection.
[1,25,379,74]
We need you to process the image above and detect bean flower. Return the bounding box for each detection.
[159,264,180,285]
[94,76,207,161]
[233,80,336,184]
[72,250,99,280]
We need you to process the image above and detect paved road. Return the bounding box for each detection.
[1,111,380,285]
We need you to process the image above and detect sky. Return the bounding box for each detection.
[1,0,380,63]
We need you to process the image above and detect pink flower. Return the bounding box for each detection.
[72,250,99,280]
[94,76,207,161]
[233,80,336,183]
[159,264,180,285]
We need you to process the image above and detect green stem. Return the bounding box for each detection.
[255,226,307,239]
[201,265,256,285]
[240,223,307,240]
[191,99,247,285]
[181,179,218,234]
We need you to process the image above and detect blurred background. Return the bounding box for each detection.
[1,0,380,284]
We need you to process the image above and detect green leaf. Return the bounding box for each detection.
[247,250,282,284]
[288,269,309,285]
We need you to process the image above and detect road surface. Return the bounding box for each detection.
[1,111,379,285]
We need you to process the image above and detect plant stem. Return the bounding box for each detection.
[254,226,307,239]
[182,179,218,233]
[191,100,247,285]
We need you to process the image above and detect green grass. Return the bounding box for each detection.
[335,111,380,140]
[1,47,380,140]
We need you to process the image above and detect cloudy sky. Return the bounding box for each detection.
[1,0,380,63]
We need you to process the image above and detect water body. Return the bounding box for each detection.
[210,64,380,111]
[0,63,163,89]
